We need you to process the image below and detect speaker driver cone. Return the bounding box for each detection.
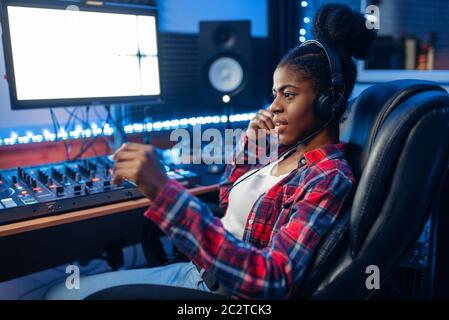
[208,57,244,93]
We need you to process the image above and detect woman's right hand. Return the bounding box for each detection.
[246,109,275,141]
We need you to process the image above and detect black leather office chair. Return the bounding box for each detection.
[294,79,449,299]
[87,80,449,300]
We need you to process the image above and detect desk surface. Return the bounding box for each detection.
[0,184,219,238]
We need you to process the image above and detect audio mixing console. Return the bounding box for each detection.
[0,156,200,225]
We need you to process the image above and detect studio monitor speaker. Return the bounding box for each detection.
[199,20,253,109]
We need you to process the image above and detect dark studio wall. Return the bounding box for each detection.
[127,33,277,123]
[126,0,301,123]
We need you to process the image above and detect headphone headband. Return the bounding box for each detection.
[299,39,344,91]
[298,39,346,121]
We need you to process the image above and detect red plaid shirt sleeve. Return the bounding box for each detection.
[218,131,290,211]
[144,166,353,299]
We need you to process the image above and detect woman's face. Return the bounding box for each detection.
[269,65,320,146]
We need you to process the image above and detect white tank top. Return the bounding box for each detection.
[221,157,292,239]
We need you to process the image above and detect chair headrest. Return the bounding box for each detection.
[339,79,446,179]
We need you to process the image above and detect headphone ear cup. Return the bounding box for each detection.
[313,93,335,121]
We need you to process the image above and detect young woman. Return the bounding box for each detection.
[47,3,376,300]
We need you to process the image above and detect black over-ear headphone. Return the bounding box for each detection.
[299,39,346,121]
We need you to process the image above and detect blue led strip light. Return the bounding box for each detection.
[0,112,256,146]
[299,1,309,43]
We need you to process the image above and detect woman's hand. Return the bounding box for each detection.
[112,143,169,200]
[246,109,275,141]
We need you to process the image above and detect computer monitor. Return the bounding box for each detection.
[1,0,161,109]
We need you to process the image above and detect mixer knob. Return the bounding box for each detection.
[86,181,93,188]
[12,176,17,184]
[75,172,81,182]
[31,180,37,189]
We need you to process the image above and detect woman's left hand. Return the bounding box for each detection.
[112,143,169,200]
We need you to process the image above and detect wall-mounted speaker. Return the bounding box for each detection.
[199,20,253,110]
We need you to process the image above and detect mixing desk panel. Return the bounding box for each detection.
[0,156,200,225]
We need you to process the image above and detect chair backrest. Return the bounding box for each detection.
[295,80,449,299]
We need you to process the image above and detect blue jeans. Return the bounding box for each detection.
[45,262,210,300]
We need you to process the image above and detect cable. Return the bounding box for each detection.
[63,107,76,131]
[63,107,89,129]
[105,105,121,131]
[216,116,337,209]
[105,104,128,146]
[74,107,89,161]
[62,108,78,160]
[49,109,59,141]
[93,106,115,152]
[66,105,116,161]
[70,104,135,160]
[61,107,82,160]
[70,114,109,161]
[50,107,94,161]
[50,108,72,160]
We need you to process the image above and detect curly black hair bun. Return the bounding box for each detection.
[312,3,377,60]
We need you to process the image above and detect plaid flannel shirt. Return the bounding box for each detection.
[144,132,355,299]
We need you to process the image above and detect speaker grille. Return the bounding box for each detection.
[208,57,244,93]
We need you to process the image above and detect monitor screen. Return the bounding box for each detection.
[1,2,161,109]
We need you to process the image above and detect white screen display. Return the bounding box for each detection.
[7,5,161,101]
